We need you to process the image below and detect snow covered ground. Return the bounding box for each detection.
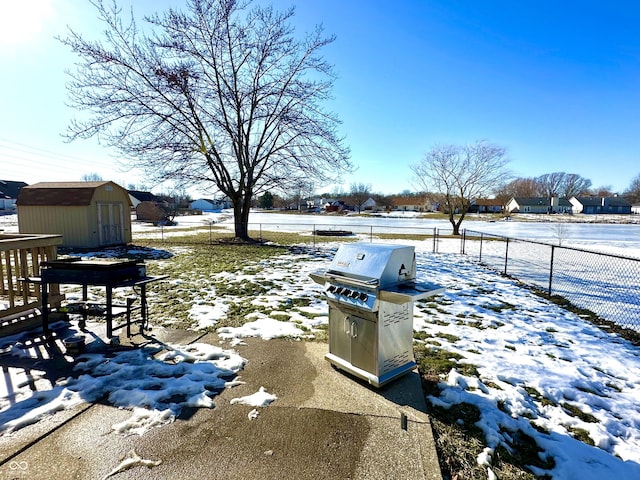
[2,212,640,478]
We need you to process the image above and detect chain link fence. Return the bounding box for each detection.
[141,219,640,332]
[462,229,640,332]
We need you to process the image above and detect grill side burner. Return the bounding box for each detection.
[311,243,444,387]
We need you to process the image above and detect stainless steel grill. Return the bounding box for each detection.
[310,243,444,387]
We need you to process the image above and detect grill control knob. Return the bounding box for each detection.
[350,290,360,298]
[359,292,369,302]
[343,288,352,297]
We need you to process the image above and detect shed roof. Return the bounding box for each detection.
[0,180,28,199]
[16,181,124,206]
[128,190,159,202]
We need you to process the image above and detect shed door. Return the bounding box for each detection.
[98,202,124,246]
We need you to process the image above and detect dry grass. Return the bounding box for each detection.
[90,228,614,479]
[415,343,553,479]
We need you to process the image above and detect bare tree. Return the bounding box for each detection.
[513,177,541,197]
[81,173,103,182]
[533,172,592,199]
[562,173,592,198]
[549,222,571,246]
[495,177,539,206]
[286,179,314,211]
[349,182,371,213]
[536,172,566,197]
[591,185,614,197]
[60,0,351,241]
[624,173,640,203]
[411,140,510,235]
[373,193,393,212]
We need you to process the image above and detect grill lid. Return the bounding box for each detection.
[326,243,416,286]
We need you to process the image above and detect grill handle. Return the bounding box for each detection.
[325,271,378,288]
[351,321,358,338]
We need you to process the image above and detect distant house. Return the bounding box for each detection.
[320,198,337,210]
[391,196,430,212]
[361,197,377,211]
[471,198,503,213]
[570,196,632,215]
[506,197,572,214]
[0,180,28,210]
[632,203,640,215]
[306,198,323,211]
[189,198,229,211]
[16,181,132,248]
[325,200,348,212]
[128,190,160,209]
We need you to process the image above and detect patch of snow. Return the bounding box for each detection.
[230,386,277,407]
[248,408,260,420]
[217,316,306,341]
[102,449,161,479]
[0,340,246,436]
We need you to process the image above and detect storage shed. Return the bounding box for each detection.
[16,181,132,248]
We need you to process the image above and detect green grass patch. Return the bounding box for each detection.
[561,402,599,423]
[484,301,517,313]
[436,332,461,343]
[414,345,479,378]
[566,426,595,446]
[523,386,556,408]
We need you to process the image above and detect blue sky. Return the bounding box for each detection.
[1,1,639,196]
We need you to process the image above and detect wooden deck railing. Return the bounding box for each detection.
[0,234,64,322]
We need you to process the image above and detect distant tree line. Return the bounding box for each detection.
[494,171,593,206]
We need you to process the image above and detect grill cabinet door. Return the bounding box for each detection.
[329,308,351,364]
[329,309,377,375]
[350,315,377,374]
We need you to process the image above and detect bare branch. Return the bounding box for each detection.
[411,140,511,234]
[59,0,352,240]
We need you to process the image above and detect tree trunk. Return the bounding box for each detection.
[448,212,460,236]
[453,214,466,236]
[449,213,465,236]
[233,194,253,241]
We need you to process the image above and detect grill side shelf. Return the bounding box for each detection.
[379,282,444,304]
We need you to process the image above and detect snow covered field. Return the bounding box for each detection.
[2,212,640,478]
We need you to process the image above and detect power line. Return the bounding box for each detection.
[0,137,111,168]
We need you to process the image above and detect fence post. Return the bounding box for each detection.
[504,237,509,275]
[313,224,316,250]
[548,245,555,296]
[433,228,437,253]
[479,233,483,263]
[370,226,373,243]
